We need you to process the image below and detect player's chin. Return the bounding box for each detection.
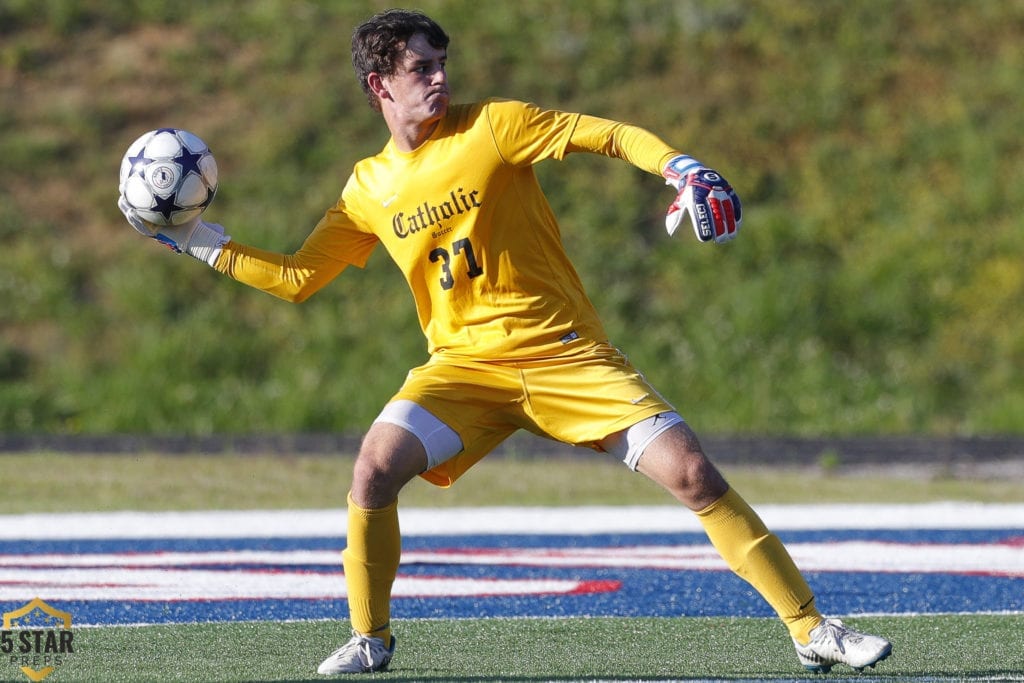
[427,91,449,110]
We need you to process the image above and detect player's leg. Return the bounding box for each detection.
[609,419,890,672]
[347,422,429,637]
[320,404,464,676]
[521,343,890,673]
[319,361,521,676]
[318,421,428,675]
[627,421,820,636]
[523,346,820,635]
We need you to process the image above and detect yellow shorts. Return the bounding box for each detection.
[388,342,675,486]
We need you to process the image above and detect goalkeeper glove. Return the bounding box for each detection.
[663,155,742,244]
[117,196,229,267]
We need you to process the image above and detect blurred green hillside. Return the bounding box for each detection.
[1,0,1021,437]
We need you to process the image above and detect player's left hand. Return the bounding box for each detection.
[663,155,741,244]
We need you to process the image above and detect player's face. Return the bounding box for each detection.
[383,33,449,124]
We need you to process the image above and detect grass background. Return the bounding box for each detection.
[3,451,1023,513]
[2,0,1023,437]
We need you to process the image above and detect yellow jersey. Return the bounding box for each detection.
[214,98,679,360]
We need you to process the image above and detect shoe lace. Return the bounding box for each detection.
[328,633,377,664]
[816,619,867,653]
[358,638,373,665]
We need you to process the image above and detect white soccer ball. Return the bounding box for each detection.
[119,128,218,226]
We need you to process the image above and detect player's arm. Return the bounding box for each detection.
[566,114,742,244]
[118,198,366,303]
[564,114,676,174]
[213,236,352,303]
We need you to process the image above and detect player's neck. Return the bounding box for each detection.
[384,112,442,152]
[389,122,440,152]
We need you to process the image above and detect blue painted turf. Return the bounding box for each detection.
[3,528,1021,626]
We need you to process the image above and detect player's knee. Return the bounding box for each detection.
[350,432,425,507]
[656,458,728,509]
[635,426,728,507]
[350,459,404,508]
[675,453,725,494]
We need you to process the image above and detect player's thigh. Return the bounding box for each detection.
[386,358,525,486]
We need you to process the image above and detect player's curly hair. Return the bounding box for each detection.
[352,9,450,112]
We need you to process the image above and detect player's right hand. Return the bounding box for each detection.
[118,194,158,237]
[118,195,228,264]
[118,194,201,251]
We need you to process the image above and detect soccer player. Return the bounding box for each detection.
[118,8,892,677]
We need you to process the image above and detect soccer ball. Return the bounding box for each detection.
[119,128,218,226]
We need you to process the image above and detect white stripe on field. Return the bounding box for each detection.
[0,567,600,601]
[1,540,1022,575]
[4,503,1024,540]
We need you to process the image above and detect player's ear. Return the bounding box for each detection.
[367,73,391,103]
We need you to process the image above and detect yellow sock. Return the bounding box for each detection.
[695,487,822,643]
[342,493,401,645]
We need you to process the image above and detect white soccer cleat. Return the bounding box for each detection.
[793,618,892,673]
[317,632,396,675]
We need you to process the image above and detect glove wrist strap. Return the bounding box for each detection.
[664,154,703,188]
[186,223,230,267]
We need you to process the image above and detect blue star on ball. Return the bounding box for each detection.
[125,148,153,177]
[152,192,183,222]
[175,146,205,177]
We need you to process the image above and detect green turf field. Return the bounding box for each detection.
[3,452,1023,681]
[30,615,1024,681]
